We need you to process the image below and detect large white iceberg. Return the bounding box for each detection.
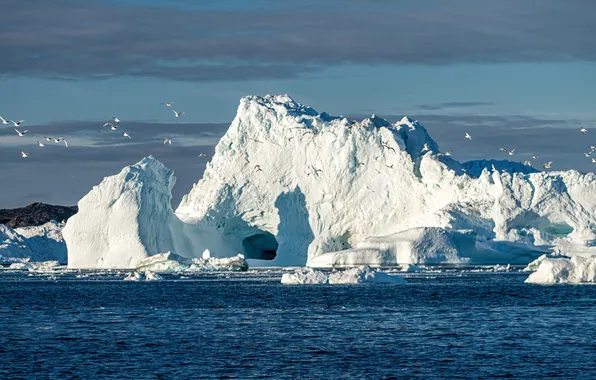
[0,221,67,264]
[525,255,596,284]
[64,95,596,268]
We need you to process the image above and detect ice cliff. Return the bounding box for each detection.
[64,95,596,268]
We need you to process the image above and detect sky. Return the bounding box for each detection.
[0,0,595,208]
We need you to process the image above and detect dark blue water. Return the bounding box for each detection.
[1,271,596,379]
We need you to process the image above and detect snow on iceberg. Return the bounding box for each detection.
[525,255,596,284]
[0,221,67,264]
[65,95,596,268]
[135,251,248,272]
[123,271,163,281]
[281,265,406,284]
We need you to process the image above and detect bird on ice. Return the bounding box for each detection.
[543,161,553,169]
[21,151,29,158]
[14,128,28,137]
[160,102,174,107]
[10,120,25,127]
[508,149,515,156]
[172,110,186,118]
[112,117,121,123]
[123,132,131,139]
[580,127,587,134]
[164,138,172,145]
[37,141,45,147]
[465,133,472,140]
[0,116,8,125]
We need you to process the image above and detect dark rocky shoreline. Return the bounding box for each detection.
[0,203,78,228]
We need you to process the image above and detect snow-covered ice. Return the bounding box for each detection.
[281,265,407,284]
[135,251,248,272]
[0,221,67,264]
[63,95,596,269]
[525,255,596,284]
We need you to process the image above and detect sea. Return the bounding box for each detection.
[1,268,596,379]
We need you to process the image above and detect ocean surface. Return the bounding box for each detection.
[1,268,596,379]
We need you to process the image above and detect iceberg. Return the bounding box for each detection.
[281,265,407,284]
[524,255,596,284]
[0,221,67,264]
[134,251,248,272]
[123,271,163,281]
[64,95,596,268]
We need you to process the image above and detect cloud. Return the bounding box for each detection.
[0,0,594,81]
[416,102,494,111]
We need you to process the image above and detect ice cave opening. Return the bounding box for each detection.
[241,232,279,260]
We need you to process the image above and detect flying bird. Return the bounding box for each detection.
[198,153,208,158]
[523,160,532,166]
[422,143,430,152]
[160,102,174,107]
[592,158,596,163]
[10,120,25,127]
[444,151,452,156]
[21,151,29,158]
[543,161,553,169]
[112,117,121,123]
[110,125,118,131]
[43,136,53,141]
[14,128,28,137]
[590,145,596,151]
[53,137,68,147]
[580,127,587,134]
[532,155,539,159]
[465,133,472,140]
[164,138,172,145]
[123,132,131,139]
[508,149,515,156]
[37,141,45,147]
[103,122,114,128]
[0,116,8,125]
[498,147,506,152]
[584,152,591,157]
[172,110,186,118]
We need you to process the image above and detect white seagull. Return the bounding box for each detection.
[53,137,68,147]
[43,136,53,141]
[580,127,587,134]
[523,160,532,166]
[21,151,29,158]
[10,120,25,127]
[592,158,596,163]
[584,152,592,157]
[590,145,596,151]
[110,125,118,131]
[164,138,172,145]
[14,128,28,137]
[498,147,506,152]
[444,151,452,156]
[508,148,515,156]
[123,132,131,139]
[532,155,539,160]
[0,116,8,125]
[103,122,114,128]
[172,110,186,118]
[198,153,208,158]
[37,141,45,147]
[543,161,553,169]
[465,133,472,140]
[422,143,430,152]
[161,102,174,107]
[113,117,121,123]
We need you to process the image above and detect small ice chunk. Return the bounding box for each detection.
[124,272,144,281]
[144,271,163,281]
[525,256,596,284]
[281,265,407,285]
